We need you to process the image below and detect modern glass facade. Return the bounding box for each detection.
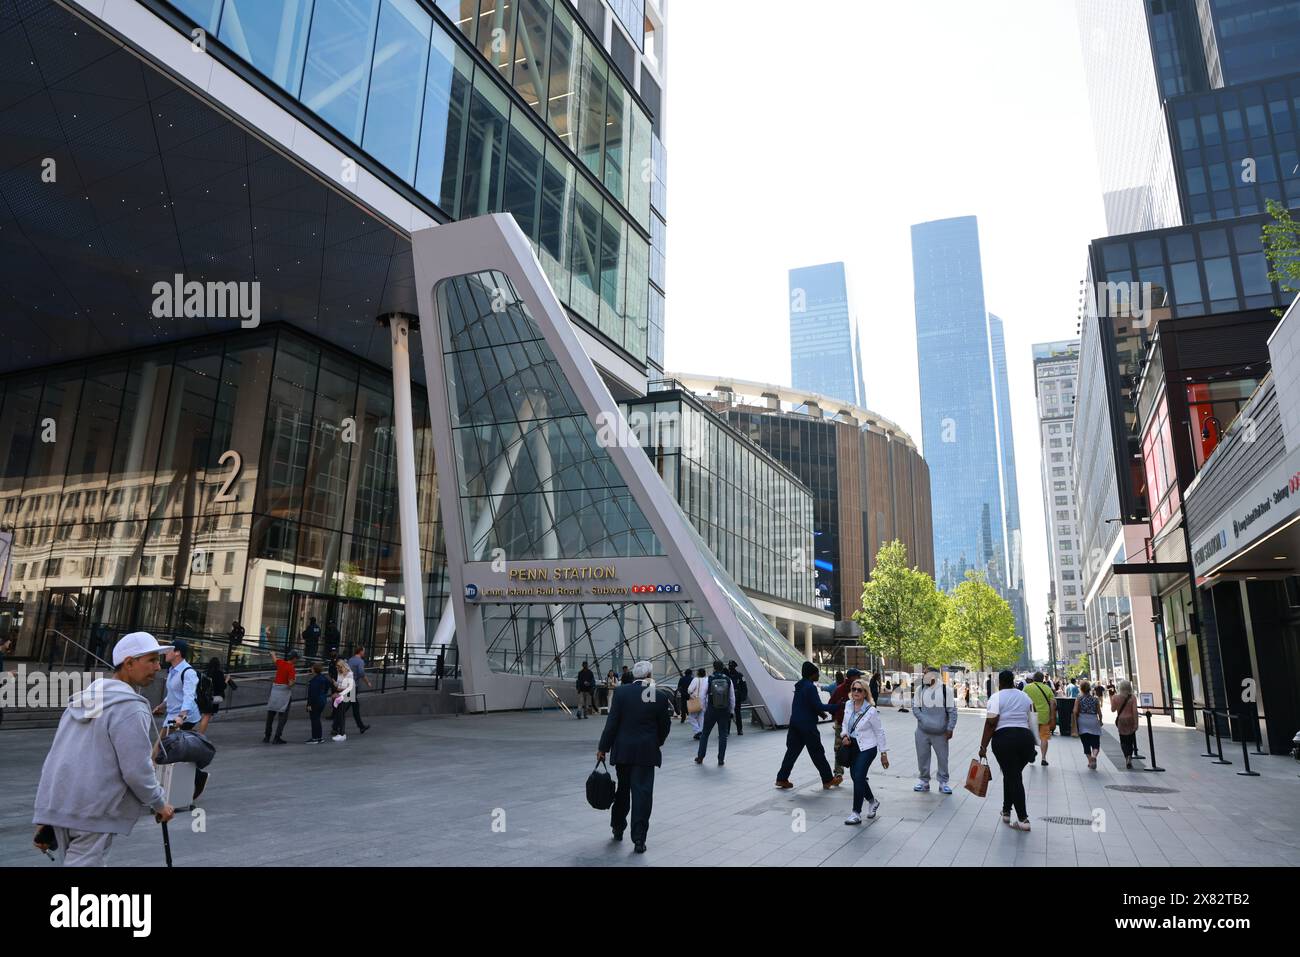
[1168,73,1300,222]
[788,262,866,407]
[1076,0,1183,235]
[438,269,661,561]
[1205,0,1300,87]
[911,216,1005,593]
[163,0,655,368]
[623,389,817,610]
[988,315,1029,663]
[427,266,808,685]
[0,326,447,670]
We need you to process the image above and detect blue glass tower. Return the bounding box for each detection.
[911,217,1005,594]
[789,262,865,407]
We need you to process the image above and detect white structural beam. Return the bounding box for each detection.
[380,313,426,657]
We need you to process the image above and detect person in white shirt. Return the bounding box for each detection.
[686,668,708,738]
[839,678,889,825]
[330,658,355,742]
[978,670,1038,831]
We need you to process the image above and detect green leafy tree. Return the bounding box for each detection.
[334,561,364,599]
[852,540,947,671]
[1262,198,1300,315]
[1067,653,1090,680]
[939,570,1020,671]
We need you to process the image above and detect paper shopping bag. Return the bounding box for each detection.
[964,757,991,798]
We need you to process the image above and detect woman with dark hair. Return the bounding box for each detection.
[196,656,226,735]
[978,670,1037,831]
[1075,679,1104,769]
[869,671,881,704]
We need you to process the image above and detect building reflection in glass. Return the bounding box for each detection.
[0,327,447,671]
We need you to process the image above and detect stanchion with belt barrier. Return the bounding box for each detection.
[1202,708,1232,764]
[1249,701,1267,756]
[1139,708,1166,772]
[1230,711,1261,777]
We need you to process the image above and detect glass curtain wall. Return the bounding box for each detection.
[164,0,653,365]
[0,328,446,671]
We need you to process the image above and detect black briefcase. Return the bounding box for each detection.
[586,759,615,810]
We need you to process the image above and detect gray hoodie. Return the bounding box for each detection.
[913,681,959,735]
[33,678,167,835]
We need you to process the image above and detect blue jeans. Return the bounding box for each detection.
[850,746,878,813]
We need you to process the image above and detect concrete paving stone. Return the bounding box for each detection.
[5,706,1297,867]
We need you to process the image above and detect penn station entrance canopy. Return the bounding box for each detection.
[414,215,806,724]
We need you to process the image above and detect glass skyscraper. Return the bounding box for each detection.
[788,262,866,407]
[988,314,1030,663]
[911,217,1005,595]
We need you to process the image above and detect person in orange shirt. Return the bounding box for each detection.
[264,650,299,744]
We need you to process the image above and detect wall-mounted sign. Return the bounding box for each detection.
[1138,691,1154,708]
[1190,444,1300,577]
[464,584,479,602]
[465,557,687,604]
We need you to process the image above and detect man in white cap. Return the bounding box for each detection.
[596,660,672,854]
[32,631,175,865]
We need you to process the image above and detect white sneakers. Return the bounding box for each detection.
[1011,819,1032,831]
[844,812,862,826]
[867,799,881,819]
[332,734,347,742]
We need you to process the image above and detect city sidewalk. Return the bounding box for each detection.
[1,702,1296,867]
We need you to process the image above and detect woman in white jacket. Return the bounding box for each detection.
[331,658,355,742]
[687,667,708,738]
[840,678,890,825]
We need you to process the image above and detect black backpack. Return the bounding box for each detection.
[708,674,731,710]
[181,663,215,714]
[586,759,615,810]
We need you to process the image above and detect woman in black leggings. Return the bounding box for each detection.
[978,670,1038,832]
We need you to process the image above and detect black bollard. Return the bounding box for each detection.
[1211,709,1232,765]
[1234,714,1260,776]
[1142,710,1165,772]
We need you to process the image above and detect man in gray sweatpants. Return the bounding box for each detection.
[912,668,959,794]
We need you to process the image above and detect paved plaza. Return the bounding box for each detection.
[3,703,1298,867]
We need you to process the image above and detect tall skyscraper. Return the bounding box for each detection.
[988,314,1030,665]
[789,262,866,407]
[911,217,1005,595]
[1075,0,1182,235]
[1034,341,1087,671]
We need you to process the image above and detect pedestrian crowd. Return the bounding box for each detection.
[591,657,1127,853]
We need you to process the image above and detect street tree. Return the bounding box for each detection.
[939,570,1020,671]
[1262,198,1300,316]
[1067,653,1090,679]
[853,540,947,671]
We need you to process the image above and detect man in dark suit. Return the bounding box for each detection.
[597,660,672,854]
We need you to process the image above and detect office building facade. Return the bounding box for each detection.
[988,314,1030,665]
[788,262,866,408]
[1034,341,1087,672]
[1071,0,1300,734]
[0,1,788,716]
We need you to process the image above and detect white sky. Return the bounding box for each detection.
[663,0,1111,663]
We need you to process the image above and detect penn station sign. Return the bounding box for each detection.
[1190,443,1300,577]
[461,556,686,604]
